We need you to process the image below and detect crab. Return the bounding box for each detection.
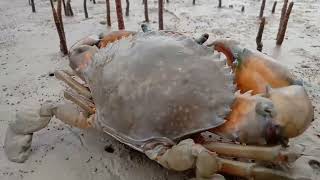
[4,26,314,180]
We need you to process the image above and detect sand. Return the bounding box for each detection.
[0,0,319,179]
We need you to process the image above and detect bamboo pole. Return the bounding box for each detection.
[271,1,277,14]
[144,0,149,22]
[276,0,288,39]
[259,0,266,18]
[158,0,163,30]
[276,2,294,45]
[126,0,130,16]
[106,0,111,26]
[115,0,125,30]
[49,0,68,55]
[30,0,36,12]
[256,17,266,51]
[84,0,89,18]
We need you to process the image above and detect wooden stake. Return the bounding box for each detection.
[158,0,163,30]
[193,0,195,5]
[57,0,65,34]
[259,0,266,18]
[62,0,67,15]
[271,1,277,14]
[92,0,96,4]
[115,0,125,30]
[66,0,74,16]
[276,2,294,45]
[144,0,149,22]
[241,5,245,12]
[126,0,130,16]
[106,0,111,26]
[218,0,222,8]
[84,0,89,18]
[30,0,36,12]
[256,17,266,51]
[49,0,68,55]
[276,0,288,39]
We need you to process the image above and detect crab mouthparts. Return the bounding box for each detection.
[265,123,288,147]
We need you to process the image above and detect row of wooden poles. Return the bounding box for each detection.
[256,0,294,51]
[29,0,294,55]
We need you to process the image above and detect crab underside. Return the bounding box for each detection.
[4,29,314,180]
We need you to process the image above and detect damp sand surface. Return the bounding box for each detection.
[0,0,320,179]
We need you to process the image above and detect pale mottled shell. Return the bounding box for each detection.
[84,31,235,146]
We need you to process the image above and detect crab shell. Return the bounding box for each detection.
[77,31,236,149]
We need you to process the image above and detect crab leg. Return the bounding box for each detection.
[145,139,296,180]
[64,90,95,115]
[218,158,294,180]
[203,142,300,163]
[55,70,92,99]
[4,101,95,162]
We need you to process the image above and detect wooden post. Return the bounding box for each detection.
[193,0,195,5]
[62,0,67,15]
[271,1,277,14]
[276,2,294,45]
[158,0,164,30]
[92,0,96,4]
[106,0,111,26]
[66,0,74,16]
[276,0,288,39]
[30,0,36,12]
[84,0,89,18]
[126,0,130,16]
[256,17,266,51]
[115,0,125,30]
[57,0,65,36]
[49,0,68,55]
[259,0,266,18]
[144,0,149,22]
[218,0,222,8]
[241,5,245,12]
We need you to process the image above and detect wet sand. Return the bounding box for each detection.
[0,0,319,179]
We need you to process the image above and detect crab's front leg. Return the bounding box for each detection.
[4,101,96,163]
[145,139,297,180]
[145,139,221,180]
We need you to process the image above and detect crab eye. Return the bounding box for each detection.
[255,101,276,118]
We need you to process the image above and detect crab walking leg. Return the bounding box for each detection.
[203,142,300,163]
[55,70,92,99]
[145,139,296,180]
[218,158,294,180]
[5,101,95,162]
[64,90,95,115]
[52,102,95,129]
[145,139,222,180]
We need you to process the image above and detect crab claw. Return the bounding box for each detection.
[208,39,302,94]
[214,85,313,145]
[266,85,314,140]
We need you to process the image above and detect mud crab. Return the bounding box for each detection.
[5,26,313,180]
